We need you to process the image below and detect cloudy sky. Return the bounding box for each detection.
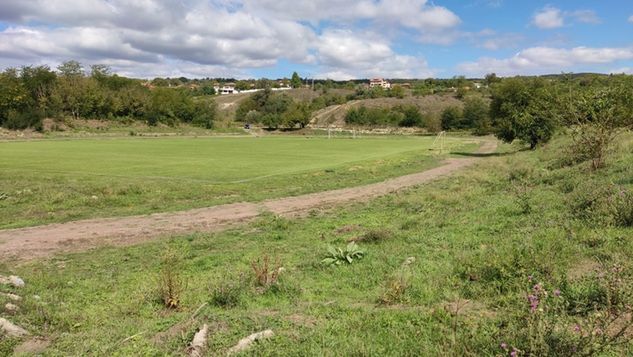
[0,0,632,79]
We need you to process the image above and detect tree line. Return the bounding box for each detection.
[434,74,633,149]
[0,61,217,130]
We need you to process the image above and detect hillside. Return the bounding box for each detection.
[310,94,463,128]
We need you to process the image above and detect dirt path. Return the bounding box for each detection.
[0,141,497,261]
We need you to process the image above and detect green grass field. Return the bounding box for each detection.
[0,135,476,228]
[3,134,633,355]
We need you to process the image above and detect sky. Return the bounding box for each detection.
[0,0,632,79]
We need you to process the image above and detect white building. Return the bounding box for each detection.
[214,83,237,95]
[369,78,391,89]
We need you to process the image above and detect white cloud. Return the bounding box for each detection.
[0,0,448,79]
[0,0,321,77]
[458,46,633,76]
[629,15,633,23]
[314,29,434,79]
[533,6,564,29]
[532,7,602,29]
[243,0,461,31]
[569,10,601,24]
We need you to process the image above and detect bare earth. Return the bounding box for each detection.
[0,141,497,261]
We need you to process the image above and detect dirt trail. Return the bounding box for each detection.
[0,141,497,261]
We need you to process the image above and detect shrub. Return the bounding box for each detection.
[565,124,616,170]
[378,269,412,305]
[321,242,364,266]
[4,108,44,130]
[157,250,186,309]
[441,106,463,130]
[251,255,282,288]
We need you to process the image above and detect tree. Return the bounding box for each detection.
[397,105,423,127]
[490,77,561,149]
[57,60,84,78]
[19,65,59,116]
[484,73,501,86]
[0,69,30,127]
[290,72,302,89]
[441,106,463,130]
[283,101,311,128]
[463,96,491,135]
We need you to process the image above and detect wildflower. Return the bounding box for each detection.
[574,324,581,333]
[528,294,539,313]
[510,347,519,357]
[500,342,508,350]
[594,328,603,336]
[528,275,533,282]
[553,289,561,297]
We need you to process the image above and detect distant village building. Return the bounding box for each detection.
[214,83,236,95]
[369,78,391,89]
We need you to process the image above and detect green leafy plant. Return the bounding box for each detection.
[321,242,365,266]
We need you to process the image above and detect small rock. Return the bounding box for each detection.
[10,275,25,287]
[1,293,21,301]
[0,275,25,288]
[228,329,274,355]
[5,303,19,313]
[0,317,29,337]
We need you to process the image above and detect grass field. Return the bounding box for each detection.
[2,133,633,355]
[0,135,476,228]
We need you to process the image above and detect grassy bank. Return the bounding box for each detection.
[0,135,476,228]
[2,132,632,355]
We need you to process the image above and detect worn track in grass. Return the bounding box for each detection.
[0,141,497,261]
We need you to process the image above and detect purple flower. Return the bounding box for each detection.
[554,289,561,297]
[500,342,508,350]
[528,294,539,312]
[510,347,518,357]
[574,325,581,333]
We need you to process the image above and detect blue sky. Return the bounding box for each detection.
[0,0,632,79]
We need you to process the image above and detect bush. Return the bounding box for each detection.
[441,106,463,130]
[463,96,492,135]
[251,255,282,288]
[378,269,411,305]
[4,108,44,130]
[157,250,186,309]
[565,124,617,170]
